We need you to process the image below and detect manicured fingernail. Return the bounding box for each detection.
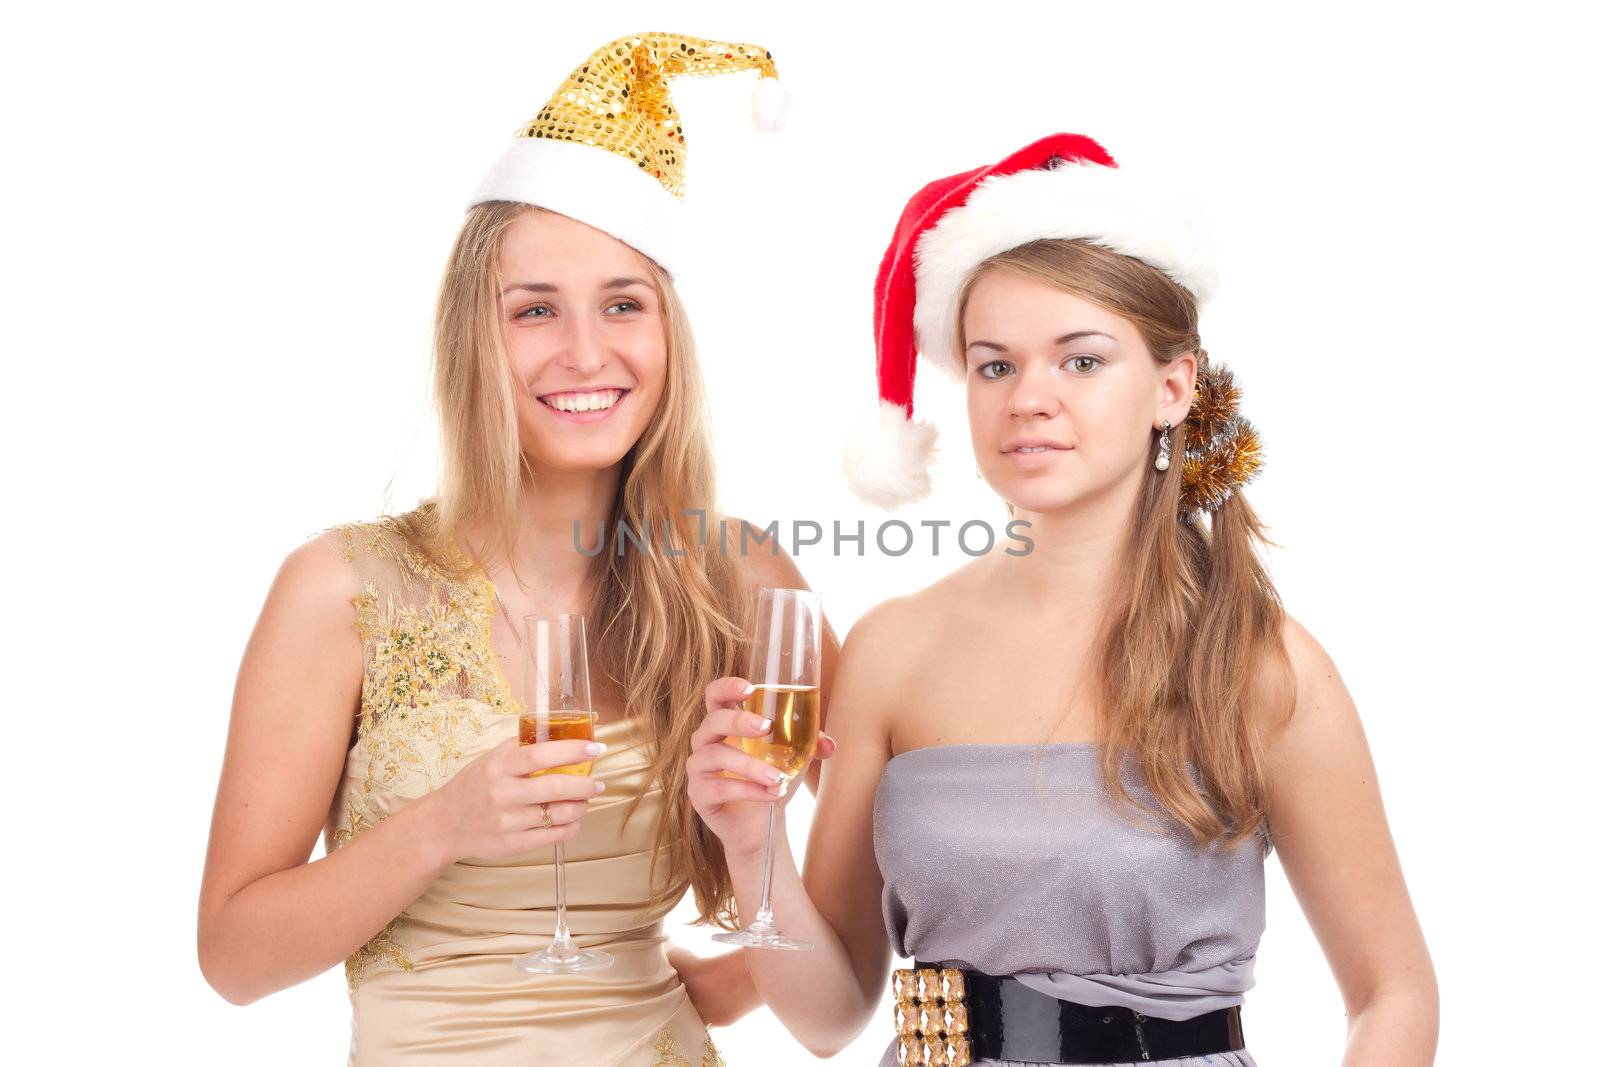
[756,717,772,731]
[740,683,755,696]
[767,768,783,783]
[586,742,607,756]
[594,780,606,793]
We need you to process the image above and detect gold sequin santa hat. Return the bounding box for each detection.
[470,32,789,275]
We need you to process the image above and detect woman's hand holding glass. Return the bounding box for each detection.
[419,734,606,865]
[689,587,824,950]
[688,676,798,857]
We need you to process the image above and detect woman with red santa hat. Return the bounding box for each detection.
[688,133,1438,1065]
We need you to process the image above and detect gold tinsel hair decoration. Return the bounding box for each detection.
[1178,351,1264,519]
[519,32,782,199]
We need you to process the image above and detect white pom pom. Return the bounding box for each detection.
[841,402,939,509]
[751,75,789,131]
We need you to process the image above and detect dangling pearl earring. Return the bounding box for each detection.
[1155,419,1173,471]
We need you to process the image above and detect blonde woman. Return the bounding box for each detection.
[197,34,836,1066]
[689,135,1438,1065]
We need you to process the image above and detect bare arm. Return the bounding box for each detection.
[197,533,599,1005]
[665,943,762,1028]
[688,599,904,1056]
[1265,616,1440,1065]
[664,521,844,1027]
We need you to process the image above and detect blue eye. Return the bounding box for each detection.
[977,360,1013,380]
[515,304,552,319]
[606,300,642,314]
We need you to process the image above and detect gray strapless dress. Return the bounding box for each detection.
[872,743,1266,1067]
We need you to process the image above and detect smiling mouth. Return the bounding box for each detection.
[1003,444,1072,454]
[538,388,628,414]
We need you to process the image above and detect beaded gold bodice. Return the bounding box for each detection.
[327,520,506,845]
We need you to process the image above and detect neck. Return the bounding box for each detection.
[462,462,622,596]
[999,478,1140,619]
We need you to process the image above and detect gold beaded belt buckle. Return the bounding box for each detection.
[891,965,970,1066]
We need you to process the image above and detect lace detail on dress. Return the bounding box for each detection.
[702,1028,726,1067]
[652,1027,725,1067]
[343,914,413,987]
[322,511,514,988]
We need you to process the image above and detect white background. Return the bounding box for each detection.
[5,2,1596,1063]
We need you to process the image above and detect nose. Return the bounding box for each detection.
[1005,360,1061,421]
[558,314,609,377]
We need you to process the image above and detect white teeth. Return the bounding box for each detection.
[544,389,621,413]
[1014,445,1049,453]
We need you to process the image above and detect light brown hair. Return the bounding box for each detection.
[391,201,749,925]
[957,238,1294,849]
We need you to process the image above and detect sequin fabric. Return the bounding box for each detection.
[520,32,779,197]
[872,743,1266,1067]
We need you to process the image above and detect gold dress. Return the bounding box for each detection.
[318,513,724,1066]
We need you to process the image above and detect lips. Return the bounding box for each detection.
[538,388,627,414]
[1000,438,1072,470]
[536,387,631,424]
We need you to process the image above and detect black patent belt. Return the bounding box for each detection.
[892,961,1246,1065]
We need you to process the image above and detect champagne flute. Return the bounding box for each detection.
[511,612,613,974]
[712,587,821,951]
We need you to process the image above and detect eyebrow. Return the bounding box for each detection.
[966,330,1119,353]
[500,276,652,296]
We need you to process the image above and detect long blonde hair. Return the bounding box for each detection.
[957,239,1295,849]
[391,201,750,925]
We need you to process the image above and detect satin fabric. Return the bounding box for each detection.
[339,716,721,1065]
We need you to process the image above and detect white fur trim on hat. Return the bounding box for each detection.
[842,401,939,509]
[469,137,686,274]
[912,162,1218,381]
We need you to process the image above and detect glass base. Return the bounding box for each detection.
[511,944,614,973]
[712,925,814,951]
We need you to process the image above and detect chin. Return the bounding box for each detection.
[521,437,633,473]
[552,448,633,473]
[1002,481,1090,515]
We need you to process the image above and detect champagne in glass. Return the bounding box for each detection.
[724,684,820,787]
[511,612,613,974]
[713,587,821,951]
[520,711,597,775]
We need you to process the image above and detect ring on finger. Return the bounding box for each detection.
[540,802,554,829]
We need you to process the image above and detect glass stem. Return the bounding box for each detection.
[552,841,573,951]
[753,798,778,926]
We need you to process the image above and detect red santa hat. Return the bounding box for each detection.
[843,133,1218,508]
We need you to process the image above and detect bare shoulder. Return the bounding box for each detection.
[1281,613,1353,716]
[1254,611,1367,768]
[221,524,365,780]
[912,551,995,610]
[870,551,995,651]
[236,526,368,698]
[836,553,991,690]
[274,525,362,625]
[724,514,816,595]
[840,591,920,663]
